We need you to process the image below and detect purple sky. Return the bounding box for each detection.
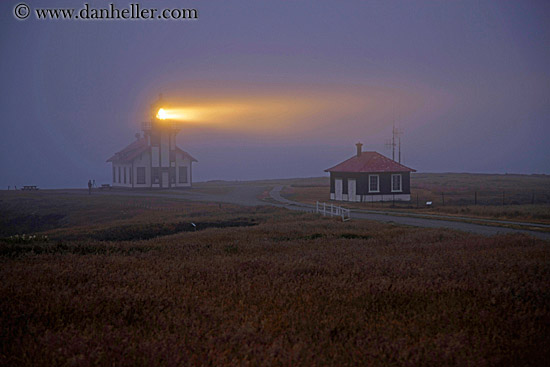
[1,0,549,188]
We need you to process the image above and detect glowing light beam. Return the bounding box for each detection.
[156,108,167,120]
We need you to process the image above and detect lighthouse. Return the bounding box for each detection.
[107,96,197,189]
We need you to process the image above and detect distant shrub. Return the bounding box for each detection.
[339,233,372,240]
[87,219,259,242]
[303,233,324,240]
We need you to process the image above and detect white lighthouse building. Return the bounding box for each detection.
[107,98,197,189]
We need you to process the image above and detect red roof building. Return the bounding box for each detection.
[325,143,415,202]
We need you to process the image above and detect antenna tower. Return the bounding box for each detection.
[385,123,403,163]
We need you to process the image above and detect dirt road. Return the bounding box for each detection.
[267,186,550,240]
[39,183,550,240]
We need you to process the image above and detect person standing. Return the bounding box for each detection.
[88,180,92,195]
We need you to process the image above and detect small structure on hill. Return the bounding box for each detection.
[325,143,416,202]
[107,97,197,189]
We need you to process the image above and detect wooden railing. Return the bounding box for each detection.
[315,201,351,222]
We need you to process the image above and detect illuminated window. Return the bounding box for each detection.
[391,174,402,192]
[368,175,379,192]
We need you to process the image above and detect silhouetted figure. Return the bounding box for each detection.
[88,180,92,195]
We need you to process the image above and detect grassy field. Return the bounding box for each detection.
[1,190,549,366]
[281,173,550,224]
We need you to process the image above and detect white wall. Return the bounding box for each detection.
[112,163,133,188]
[132,151,151,188]
[175,152,193,188]
[161,132,169,167]
[331,192,411,202]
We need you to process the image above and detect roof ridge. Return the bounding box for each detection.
[324,150,416,173]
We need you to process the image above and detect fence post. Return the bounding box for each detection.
[330,203,333,216]
[323,202,326,216]
[316,201,319,213]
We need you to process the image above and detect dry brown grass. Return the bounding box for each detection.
[1,191,549,366]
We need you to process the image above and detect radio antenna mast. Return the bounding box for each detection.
[385,123,402,162]
[385,102,403,162]
[398,132,401,164]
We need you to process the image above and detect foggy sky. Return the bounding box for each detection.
[1,0,549,188]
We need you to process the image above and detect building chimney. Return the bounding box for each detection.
[355,142,363,157]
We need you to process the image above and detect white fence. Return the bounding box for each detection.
[315,201,351,222]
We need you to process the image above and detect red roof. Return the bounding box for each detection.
[106,138,148,163]
[325,151,416,173]
[107,138,197,163]
[176,147,198,163]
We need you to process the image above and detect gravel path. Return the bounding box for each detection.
[268,186,550,240]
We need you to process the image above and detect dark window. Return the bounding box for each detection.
[118,167,121,183]
[179,166,188,183]
[152,167,160,184]
[170,167,176,184]
[137,167,146,184]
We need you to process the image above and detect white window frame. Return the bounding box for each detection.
[391,174,402,192]
[368,174,379,193]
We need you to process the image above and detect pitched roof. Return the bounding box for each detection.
[176,147,198,162]
[325,151,416,173]
[106,138,149,163]
[106,138,198,163]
